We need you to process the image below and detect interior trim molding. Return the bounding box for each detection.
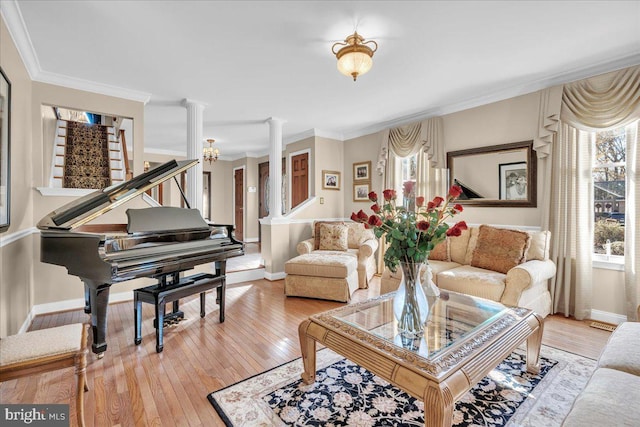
[341,52,640,141]
[590,309,627,325]
[0,227,37,248]
[1,1,151,103]
[36,187,94,197]
[264,271,286,281]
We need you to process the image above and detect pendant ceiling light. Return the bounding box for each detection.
[332,31,378,81]
[203,139,220,164]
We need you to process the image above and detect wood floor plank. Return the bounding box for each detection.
[0,276,613,426]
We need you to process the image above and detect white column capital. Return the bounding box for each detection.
[265,117,287,125]
[182,98,208,108]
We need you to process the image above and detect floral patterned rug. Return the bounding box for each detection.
[208,345,596,426]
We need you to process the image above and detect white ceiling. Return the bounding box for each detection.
[4,1,640,159]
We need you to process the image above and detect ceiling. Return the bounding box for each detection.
[4,1,640,159]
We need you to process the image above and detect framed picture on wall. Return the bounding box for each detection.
[499,162,528,200]
[322,170,340,190]
[0,67,11,233]
[353,161,371,182]
[353,182,371,202]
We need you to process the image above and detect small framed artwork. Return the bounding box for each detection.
[499,162,528,200]
[353,161,371,182]
[322,170,340,190]
[353,182,371,202]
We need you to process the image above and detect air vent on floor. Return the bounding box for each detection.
[590,321,617,332]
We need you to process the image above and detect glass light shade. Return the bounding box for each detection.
[337,51,373,80]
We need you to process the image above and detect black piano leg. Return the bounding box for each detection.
[155,298,165,353]
[134,293,142,345]
[84,283,91,314]
[200,292,206,318]
[218,282,226,323]
[88,284,110,357]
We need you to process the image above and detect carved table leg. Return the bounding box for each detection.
[298,320,317,384]
[526,313,544,374]
[423,383,454,427]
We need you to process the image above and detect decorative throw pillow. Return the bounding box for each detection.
[313,221,345,250]
[318,223,348,251]
[428,240,450,261]
[470,225,531,274]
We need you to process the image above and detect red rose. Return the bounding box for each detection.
[455,220,468,231]
[368,191,378,202]
[427,201,436,210]
[403,180,415,196]
[368,215,382,227]
[448,185,463,199]
[453,204,463,213]
[432,196,444,207]
[446,226,463,237]
[371,203,380,213]
[416,196,425,207]
[357,209,369,220]
[417,220,429,231]
[350,212,358,222]
[383,189,397,201]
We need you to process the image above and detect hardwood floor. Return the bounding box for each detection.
[0,276,612,426]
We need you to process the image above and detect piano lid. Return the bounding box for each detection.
[38,159,199,230]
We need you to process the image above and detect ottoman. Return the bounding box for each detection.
[284,253,358,302]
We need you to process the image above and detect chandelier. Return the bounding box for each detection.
[203,139,219,163]
[332,31,378,81]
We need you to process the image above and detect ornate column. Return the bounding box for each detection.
[266,117,286,218]
[182,99,207,213]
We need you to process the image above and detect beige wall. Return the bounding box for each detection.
[1,16,35,337]
[441,92,542,226]
[343,132,383,217]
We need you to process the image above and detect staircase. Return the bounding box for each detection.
[50,120,129,189]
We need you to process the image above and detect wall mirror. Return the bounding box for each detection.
[447,140,537,207]
[0,68,11,232]
[41,105,134,190]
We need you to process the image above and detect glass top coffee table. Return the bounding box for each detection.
[298,290,543,427]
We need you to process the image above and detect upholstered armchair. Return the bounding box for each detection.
[296,221,378,289]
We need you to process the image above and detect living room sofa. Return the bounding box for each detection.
[380,225,556,317]
[562,313,640,426]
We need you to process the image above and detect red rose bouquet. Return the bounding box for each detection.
[351,185,467,271]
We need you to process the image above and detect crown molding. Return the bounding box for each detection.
[1,0,40,79]
[36,70,151,103]
[1,1,151,104]
[341,52,640,141]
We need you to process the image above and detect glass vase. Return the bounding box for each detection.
[423,260,441,297]
[393,261,429,338]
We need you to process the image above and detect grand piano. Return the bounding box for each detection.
[37,159,244,355]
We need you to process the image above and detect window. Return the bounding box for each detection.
[396,153,418,209]
[593,127,626,257]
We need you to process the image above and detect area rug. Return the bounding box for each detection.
[208,345,595,426]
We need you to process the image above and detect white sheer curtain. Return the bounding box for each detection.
[543,65,640,320]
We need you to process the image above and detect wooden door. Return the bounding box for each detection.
[291,152,309,209]
[258,161,269,218]
[234,168,244,241]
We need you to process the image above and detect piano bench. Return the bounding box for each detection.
[133,272,225,353]
[0,323,90,427]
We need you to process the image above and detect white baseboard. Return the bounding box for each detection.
[227,268,264,284]
[243,237,259,243]
[264,271,286,281]
[590,309,627,325]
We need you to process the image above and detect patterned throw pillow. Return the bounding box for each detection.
[313,221,345,250]
[318,223,349,251]
[428,240,450,261]
[470,225,531,274]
